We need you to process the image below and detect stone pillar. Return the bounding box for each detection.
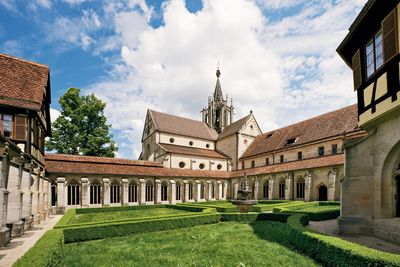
[183,180,189,202]
[7,162,24,236]
[169,180,176,205]
[233,182,238,199]
[155,179,161,204]
[253,178,259,200]
[139,179,146,204]
[206,181,212,200]
[56,177,65,214]
[102,178,110,207]
[268,176,274,200]
[195,180,201,202]
[304,171,313,202]
[0,151,10,246]
[122,179,129,206]
[285,173,293,200]
[328,169,337,201]
[81,178,89,208]
[216,181,222,200]
[223,181,228,199]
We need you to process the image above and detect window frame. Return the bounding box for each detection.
[365,29,383,79]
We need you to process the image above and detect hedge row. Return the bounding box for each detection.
[171,204,215,213]
[13,229,64,267]
[284,209,340,221]
[318,201,340,206]
[75,204,168,214]
[63,213,222,243]
[220,212,291,223]
[286,214,400,267]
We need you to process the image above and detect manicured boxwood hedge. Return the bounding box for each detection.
[273,202,340,221]
[285,209,340,221]
[220,212,291,223]
[75,204,169,214]
[286,214,400,267]
[13,229,64,267]
[63,213,221,243]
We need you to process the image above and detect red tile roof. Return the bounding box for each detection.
[218,114,251,140]
[149,109,218,141]
[158,143,229,159]
[45,154,230,179]
[0,53,49,111]
[232,154,344,177]
[241,104,360,159]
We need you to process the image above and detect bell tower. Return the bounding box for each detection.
[201,67,234,133]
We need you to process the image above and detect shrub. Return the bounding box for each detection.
[286,209,340,221]
[220,212,291,223]
[286,214,400,267]
[13,229,64,267]
[171,204,216,213]
[63,213,221,243]
[75,204,167,214]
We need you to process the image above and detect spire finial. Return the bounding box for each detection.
[216,61,221,78]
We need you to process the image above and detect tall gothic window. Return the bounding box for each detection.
[176,182,181,201]
[221,183,225,198]
[296,177,305,199]
[161,181,168,201]
[128,181,138,203]
[188,182,194,200]
[67,179,80,205]
[279,178,285,199]
[110,180,120,204]
[145,181,154,202]
[211,183,215,199]
[90,180,101,204]
[263,181,269,199]
[200,183,205,199]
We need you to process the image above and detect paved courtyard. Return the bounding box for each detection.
[307,219,400,254]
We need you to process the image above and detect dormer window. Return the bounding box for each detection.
[365,30,383,78]
[286,138,297,146]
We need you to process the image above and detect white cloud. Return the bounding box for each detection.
[256,0,304,10]
[50,108,61,123]
[36,0,51,9]
[62,0,87,5]
[0,0,16,12]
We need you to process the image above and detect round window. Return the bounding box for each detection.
[189,141,194,146]
[169,138,175,143]
[199,163,205,169]
[179,162,185,168]
[217,164,222,170]
[206,143,210,148]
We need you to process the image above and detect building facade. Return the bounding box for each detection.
[337,0,400,244]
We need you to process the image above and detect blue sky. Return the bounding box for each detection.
[0,0,366,158]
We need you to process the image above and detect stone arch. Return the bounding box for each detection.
[161,180,168,201]
[200,182,206,199]
[128,179,138,203]
[262,179,269,199]
[145,180,154,202]
[175,181,182,201]
[90,179,102,205]
[381,139,400,218]
[278,177,285,199]
[317,183,328,201]
[110,179,121,204]
[188,181,194,200]
[295,176,305,199]
[67,179,80,206]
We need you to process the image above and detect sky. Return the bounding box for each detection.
[0,0,366,159]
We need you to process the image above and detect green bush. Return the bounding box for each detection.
[75,204,167,214]
[63,213,221,243]
[171,204,216,213]
[318,201,340,206]
[13,229,64,267]
[220,212,291,223]
[286,209,340,221]
[286,214,400,267]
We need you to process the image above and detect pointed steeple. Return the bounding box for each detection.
[214,67,223,101]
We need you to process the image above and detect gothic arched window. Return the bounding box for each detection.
[67,179,80,206]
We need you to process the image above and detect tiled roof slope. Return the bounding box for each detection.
[0,53,49,110]
[241,104,360,159]
[158,143,229,159]
[149,110,218,141]
[232,154,344,177]
[45,154,230,178]
[218,114,251,140]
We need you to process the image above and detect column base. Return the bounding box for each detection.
[11,220,25,237]
[338,216,373,235]
[56,207,66,214]
[22,217,33,231]
[0,226,11,247]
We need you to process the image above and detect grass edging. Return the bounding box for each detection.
[13,229,64,267]
[286,214,400,267]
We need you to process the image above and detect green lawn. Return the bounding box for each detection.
[58,221,317,267]
[294,205,339,212]
[72,207,192,224]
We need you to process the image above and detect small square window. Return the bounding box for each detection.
[266,158,269,165]
[297,151,302,160]
[318,147,324,156]
[332,144,338,155]
[242,161,245,169]
[280,155,284,163]
[251,160,255,168]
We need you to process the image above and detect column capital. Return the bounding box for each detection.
[169,179,176,184]
[102,178,110,184]
[155,179,161,184]
[182,180,188,184]
[139,179,146,183]
[121,178,128,183]
[56,177,65,183]
[216,180,221,184]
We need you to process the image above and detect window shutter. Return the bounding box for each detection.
[352,49,362,91]
[14,115,27,140]
[382,9,399,62]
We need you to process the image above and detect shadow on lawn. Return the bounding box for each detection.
[249,221,294,249]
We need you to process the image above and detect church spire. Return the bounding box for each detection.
[214,67,223,101]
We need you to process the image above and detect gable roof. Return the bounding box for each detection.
[158,143,229,159]
[149,109,218,141]
[0,53,49,111]
[240,104,360,159]
[218,114,251,140]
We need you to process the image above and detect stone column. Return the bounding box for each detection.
[0,151,11,246]
[206,181,212,200]
[216,181,222,200]
[122,179,129,206]
[81,178,89,208]
[195,180,201,202]
[169,180,176,205]
[223,181,228,199]
[183,180,189,202]
[155,179,161,204]
[56,177,66,214]
[233,182,238,199]
[304,171,313,202]
[268,176,274,200]
[253,178,259,200]
[285,173,293,200]
[139,179,146,204]
[328,169,337,201]
[7,162,24,236]
[102,178,110,207]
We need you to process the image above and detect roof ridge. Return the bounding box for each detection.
[149,109,208,125]
[0,53,49,69]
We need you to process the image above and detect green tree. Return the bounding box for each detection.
[46,88,117,157]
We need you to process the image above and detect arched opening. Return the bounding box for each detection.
[145,181,154,202]
[51,183,57,206]
[211,183,215,199]
[296,177,305,199]
[128,180,138,203]
[263,180,269,199]
[319,185,328,201]
[188,182,194,200]
[279,178,285,199]
[67,179,80,205]
[110,180,120,204]
[396,173,400,217]
[200,183,205,199]
[176,182,181,201]
[90,180,102,204]
[161,181,168,201]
